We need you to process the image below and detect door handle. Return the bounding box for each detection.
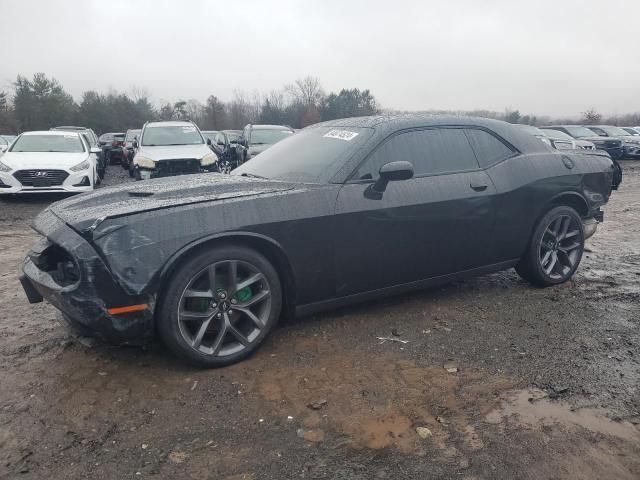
[470,182,488,192]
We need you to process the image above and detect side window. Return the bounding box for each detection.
[465,129,515,168]
[352,128,479,180]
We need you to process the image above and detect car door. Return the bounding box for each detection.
[333,127,497,297]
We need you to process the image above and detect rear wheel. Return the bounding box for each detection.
[515,206,585,287]
[157,245,282,367]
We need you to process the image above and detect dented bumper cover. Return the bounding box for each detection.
[20,208,155,345]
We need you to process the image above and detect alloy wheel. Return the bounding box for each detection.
[177,260,272,357]
[538,214,583,280]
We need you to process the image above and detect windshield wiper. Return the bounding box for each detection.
[240,172,268,179]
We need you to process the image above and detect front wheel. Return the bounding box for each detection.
[157,245,282,367]
[516,206,585,287]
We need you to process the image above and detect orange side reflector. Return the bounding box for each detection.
[107,304,149,315]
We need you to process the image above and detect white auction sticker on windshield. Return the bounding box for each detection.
[323,130,359,141]
[182,126,196,132]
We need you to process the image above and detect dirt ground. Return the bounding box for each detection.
[0,163,639,480]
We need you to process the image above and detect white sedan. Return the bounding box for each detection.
[0,131,101,194]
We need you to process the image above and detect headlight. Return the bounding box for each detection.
[200,152,218,166]
[135,156,156,169]
[0,161,11,172]
[70,160,91,171]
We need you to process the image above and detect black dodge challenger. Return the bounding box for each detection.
[20,115,617,367]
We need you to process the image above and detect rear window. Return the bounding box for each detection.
[10,134,85,153]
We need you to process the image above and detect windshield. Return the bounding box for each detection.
[597,126,631,137]
[233,126,372,183]
[125,130,140,141]
[250,129,293,145]
[10,134,85,153]
[541,129,573,141]
[141,125,204,146]
[564,126,598,138]
[0,137,7,146]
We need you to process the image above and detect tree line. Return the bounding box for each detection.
[0,73,379,134]
[1,73,638,135]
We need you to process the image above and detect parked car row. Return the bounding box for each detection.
[128,121,294,181]
[2,118,637,193]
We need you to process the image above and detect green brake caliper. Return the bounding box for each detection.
[234,286,253,303]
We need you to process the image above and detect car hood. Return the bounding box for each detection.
[136,144,211,161]
[0,151,88,170]
[45,173,300,232]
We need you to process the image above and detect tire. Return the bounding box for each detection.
[515,206,585,287]
[157,245,282,367]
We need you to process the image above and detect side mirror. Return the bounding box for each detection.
[206,138,212,146]
[379,161,414,182]
[366,161,414,199]
[90,147,102,154]
[217,140,225,146]
[133,140,138,149]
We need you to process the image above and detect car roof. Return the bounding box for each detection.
[250,124,293,130]
[51,126,90,131]
[145,121,196,128]
[23,130,81,137]
[307,114,549,154]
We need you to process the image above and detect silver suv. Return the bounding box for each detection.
[133,121,218,181]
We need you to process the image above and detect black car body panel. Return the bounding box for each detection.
[22,115,615,345]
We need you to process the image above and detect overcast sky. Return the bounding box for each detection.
[1,0,638,117]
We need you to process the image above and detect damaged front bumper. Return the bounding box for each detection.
[138,159,215,180]
[19,209,155,345]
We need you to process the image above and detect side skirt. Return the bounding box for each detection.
[295,259,520,317]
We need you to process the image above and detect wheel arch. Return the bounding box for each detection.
[519,191,589,261]
[157,232,297,320]
[546,191,589,217]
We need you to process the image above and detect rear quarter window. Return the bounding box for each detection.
[465,129,516,168]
